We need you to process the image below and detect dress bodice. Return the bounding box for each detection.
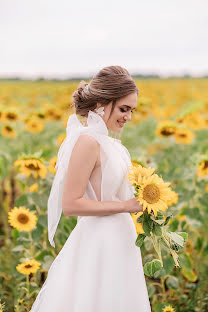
[47,110,135,247]
[84,135,134,203]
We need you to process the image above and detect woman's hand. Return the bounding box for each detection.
[124,198,144,213]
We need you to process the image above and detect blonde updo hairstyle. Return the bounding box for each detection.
[71,65,139,118]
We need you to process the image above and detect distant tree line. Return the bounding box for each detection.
[0,73,208,81]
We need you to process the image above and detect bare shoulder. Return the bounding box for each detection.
[73,134,99,154]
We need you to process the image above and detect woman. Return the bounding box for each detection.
[30,66,152,311]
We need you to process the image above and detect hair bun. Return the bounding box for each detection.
[71,66,138,118]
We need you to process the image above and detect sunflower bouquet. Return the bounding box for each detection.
[128,163,188,276]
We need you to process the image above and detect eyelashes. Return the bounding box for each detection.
[119,108,134,114]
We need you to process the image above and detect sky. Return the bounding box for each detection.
[0,0,208,78]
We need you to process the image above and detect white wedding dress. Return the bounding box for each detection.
[30,110,151,312]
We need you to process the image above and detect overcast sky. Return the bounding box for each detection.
[0,0,208,78]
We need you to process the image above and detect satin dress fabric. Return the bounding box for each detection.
[30,110,152,312]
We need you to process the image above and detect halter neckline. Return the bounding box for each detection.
[66,110,121,142]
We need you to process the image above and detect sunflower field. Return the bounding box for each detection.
[0,79,208,312]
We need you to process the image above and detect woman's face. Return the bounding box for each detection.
[98,92,137,133]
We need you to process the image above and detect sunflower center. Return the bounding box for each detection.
[6,126,12,131]
[26,164,40,170]
[178,133,187,138]
[17,213,29,224]
[203,160,208,169]
[31,123,38,128]
[143,184,160,204]
[7,113,16,120]
[161,127,175,136]
[25,264,33,269]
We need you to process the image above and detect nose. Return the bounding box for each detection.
[124,110,131,121]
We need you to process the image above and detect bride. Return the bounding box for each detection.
[30,65,152,311]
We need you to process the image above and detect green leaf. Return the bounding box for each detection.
[144,259,162,277]
[164,214,172,226]
[38,214,47,228]
[135,234,146,247]
[11,229,19,239]
[166,275,179,289]
[179,253,192,270]
[196,237,204,251]
[14,194,29,206]
[163,256,175,275]
[181,268,197,282]
[169,219,179,231]
[150,215,165,225]
[42,255,54,271]
[147,284,156,298]
[177,231,188,242]
[143,212,153,236]
[166,231,184,247]
[152,224,162,236]
[12,245,24,252]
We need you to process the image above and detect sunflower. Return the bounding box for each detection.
[183,112,205,130]
[206,183,208,192]
[128,164,156,186]
[155,120,177,137]
[131,212,144,234]
[16,259,41,275]
[1,110,19,122]
[45,107,62,120]
[25,119,44,133]
[8,206,37,231]
[197,159,208,177]
[48,157,57,174]
[57,134,66,146]
[14,158,47,178]
[137,174,172,217]
[28,183,38,192]
[1,124,17,138]
[174,127,194,144]
[162,305,175,312]
[167,189,178,206]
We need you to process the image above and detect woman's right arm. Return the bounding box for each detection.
[62,134,143,216]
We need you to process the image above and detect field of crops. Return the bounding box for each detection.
[0,79,208,312]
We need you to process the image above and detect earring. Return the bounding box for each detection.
[95,106,105,116]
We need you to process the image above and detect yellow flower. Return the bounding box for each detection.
[183,112,206,130]
[197,159,208,177]
[14,158,47,178]
[174,127,194,144]
[25,119,44,133]
[131,160,144,167]
[8,206,37,232]
[16,259,41,275]
[1,124,17,138]
[48,157,57,174]
[45,107,62,120]
[137,174,172,217]
[155,120,177,137]
[57,134,66,146]
[167,189,178,206]
[162,305,175,312]
[29,183,38,192]
[131,212,144,234]
[128,164,156,186]
[1,110,19,122]
[206,183,208,192]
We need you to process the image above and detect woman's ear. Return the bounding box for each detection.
[96,102,102,109]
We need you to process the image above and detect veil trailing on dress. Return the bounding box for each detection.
[47,110,109,247]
